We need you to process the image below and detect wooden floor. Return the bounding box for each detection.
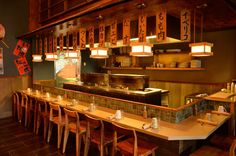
[0,117,100,156]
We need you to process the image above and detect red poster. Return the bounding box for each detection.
[14,57,31,75]
[13,40,30,57]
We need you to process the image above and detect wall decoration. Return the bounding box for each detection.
[181,9,191,42]
[0,48,3,74]
[13,40,30,57]
[14,57,31,75]
[110,20,117,47]
[123,18,130,45]
[156,9,167,42]
[72,31,77,51]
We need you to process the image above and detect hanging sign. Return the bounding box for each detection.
[53,36,57,52]
[72,31,77,51]
[44,36,48,53]
[138,15,147,42]
[13,40,30,57]
[39,37,42,54]
[181,9,191,42]
[88,26,94,48]
[123,18,130,45]
[156,9,167,42]
[110,20,117,47]
[59,34,63,51]
[66,32,69,50]
[99,23,105,47]
[79,28,86,50]
[49,35,53,52]
[14,57,31,75]
[0,48,3,74]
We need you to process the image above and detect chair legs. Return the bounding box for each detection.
[47,122,53,143]
[62,127,70,153]
[84,132,90,156]
[57,125,64,149]
[76,133,83,156]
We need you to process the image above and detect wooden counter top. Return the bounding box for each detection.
[204,91,236,103]
[22,90,231,141]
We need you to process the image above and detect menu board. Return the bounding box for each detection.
[0,48,3,74]
[88,26,94,48]
[44,37,48,53]
[79,28,86,49]
[181,9,191,42]
[138,15,147,42]
[13,40,30,57]
[156,9,167,42]
[49,35,53,52]
[59,34,63,51]
[14,57,31,75]
[66,32,69,50]
[110,20,117,47]
[123,18,130,45]
[99,23,105,47]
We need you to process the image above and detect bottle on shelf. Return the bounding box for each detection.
[231,82,234,93]
[227,83,231,93]
[143,105,147,119]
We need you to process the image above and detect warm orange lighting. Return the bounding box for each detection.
[64,50,80,59]
[130,42,153,57]
[32,54,43,62]
[90,47,108,59]
[45,53,58,61]
[189,42,213,57]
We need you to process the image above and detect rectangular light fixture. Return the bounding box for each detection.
[90,47,108,59]
[45,53,58,61]
[32,54,42,62]
[64,50,80,59]
[130,42,153,57]
[189,42,213,57]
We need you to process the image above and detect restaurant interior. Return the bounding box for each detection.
[0,0,236,155]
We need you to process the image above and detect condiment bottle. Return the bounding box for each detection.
[143,105,147,119]
[227,83,231,93]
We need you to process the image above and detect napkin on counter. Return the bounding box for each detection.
[142,123,152,130]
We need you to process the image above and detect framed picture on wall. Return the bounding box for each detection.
[0,48,4,74]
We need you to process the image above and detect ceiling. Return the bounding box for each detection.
[75,0,236,32]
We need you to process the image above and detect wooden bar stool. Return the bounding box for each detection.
[36,99,49,140]
[12,92,20,120]
[112,122,158,156]
[62,108,86,156]
[20,93,28,127]
[83,114,114,156]
[27,96,37,130]
[47,103,65,149]
[190,139,236,156]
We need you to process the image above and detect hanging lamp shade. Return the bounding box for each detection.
[32,37,43,62]
[64,31,80,59]
[45,53,58,61]
[65,50,80,59]
[130,42,153,57]
[189,42,213,57]
[90,47,108,59]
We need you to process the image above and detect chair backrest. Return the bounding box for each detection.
[230,139,236,156]
[49,103,62,123]
[12,92,19,106]
[112,122,137,156]
[84,114,104,145]
[37,99,48,114]
[21,93,28,107]
[63,108,80,132]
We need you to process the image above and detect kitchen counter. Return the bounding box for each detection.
[63,81,169,105]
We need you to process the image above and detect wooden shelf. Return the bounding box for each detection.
[145,67,205,71]
[103,67,143,70]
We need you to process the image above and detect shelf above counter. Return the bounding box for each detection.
[145,67,206,71]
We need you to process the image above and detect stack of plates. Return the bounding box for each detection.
[178,62,190,68]
[191,60,201,68]
[169,62,177,68]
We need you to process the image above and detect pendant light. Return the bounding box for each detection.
[130,2,153,57]
[45,32,58,61]
[90,15,108,59]
[189,6,213,57]
[32,36,43,62]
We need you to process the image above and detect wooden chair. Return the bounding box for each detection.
[62,108,86,156]
[36,99,49,140]
[26,96,37,130]
[12,92,20,120]
[20,93,28,127]
[190,139,236,156]
[47,103,65,149]
[112,122,158,156]
[83,114,114,156]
